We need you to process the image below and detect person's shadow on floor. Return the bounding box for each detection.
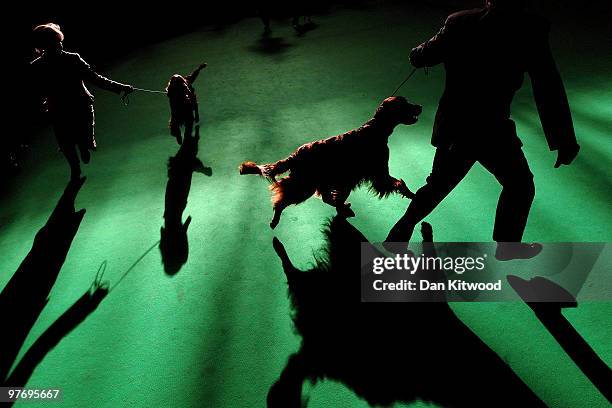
[0,177,109,392]
[268,216,546,407]
[160,125,212,275]
[508,275,612,402]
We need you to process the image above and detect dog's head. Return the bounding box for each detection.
[166,74,190,96]
[374,96,422,126]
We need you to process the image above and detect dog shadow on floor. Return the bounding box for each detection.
[268,216,546,407]
[160,125,212,275]
[0,177,109,392]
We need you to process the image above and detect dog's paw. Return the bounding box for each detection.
[337,204,355,218]
[399,188,415,199]
[394,179,414,198]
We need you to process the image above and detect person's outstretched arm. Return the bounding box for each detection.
[76,54,133,95]
[528,19,579,167]
[409,16,455,68]
[185,62,207,85]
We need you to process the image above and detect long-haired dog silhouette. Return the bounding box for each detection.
[268,217,545,407]
[239,96,421,229]
[160,125,211,275]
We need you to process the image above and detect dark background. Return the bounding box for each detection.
[15,1,611,65]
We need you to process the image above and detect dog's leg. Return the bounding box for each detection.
[269,177,316,229]
[272,237,298,278]
[270,204,286,229]
[321,189,355,218]
[334,189,355,218]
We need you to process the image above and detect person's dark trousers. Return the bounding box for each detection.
[386,140,535,243]
[54,127,82,179]
[58,142,82,179]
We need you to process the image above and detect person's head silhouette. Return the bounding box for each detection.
[33,23,64,54]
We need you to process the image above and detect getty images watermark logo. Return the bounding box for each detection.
[360,242,609,302]
[371,251,500,292]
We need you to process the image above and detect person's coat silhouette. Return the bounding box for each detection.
[387,0,580,260]
[30,23,133,180]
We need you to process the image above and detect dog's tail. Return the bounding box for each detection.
[239,161,263,175]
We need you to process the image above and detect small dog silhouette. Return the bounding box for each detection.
[166,62,207,145]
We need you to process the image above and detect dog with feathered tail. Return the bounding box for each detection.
[239,96,423,228]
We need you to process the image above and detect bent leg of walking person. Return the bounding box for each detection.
[479,143,535,243]
[77,105,96,164]
[61,143,82,180]
[477,141,541,260]
[54,122,82,180]
[386,145,474,243]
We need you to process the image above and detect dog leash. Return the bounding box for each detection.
[133,87,167,94]
[121,87,167,106]
[390,67,429,96]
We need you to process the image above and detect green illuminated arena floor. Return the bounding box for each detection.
[2,3,611,407]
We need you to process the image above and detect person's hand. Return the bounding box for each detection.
[199,62,208,70]
[122,84,135,95]
[119,85,134,105]
[554,143,580,168]
[409,46,425,68]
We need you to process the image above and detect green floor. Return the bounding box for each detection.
[2,3,611,407]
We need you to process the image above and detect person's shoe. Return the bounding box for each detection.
[80,148,91,164]
[495,242,543,261]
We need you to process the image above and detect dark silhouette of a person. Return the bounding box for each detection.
[387,0,580,260]
[30,23,133,180]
